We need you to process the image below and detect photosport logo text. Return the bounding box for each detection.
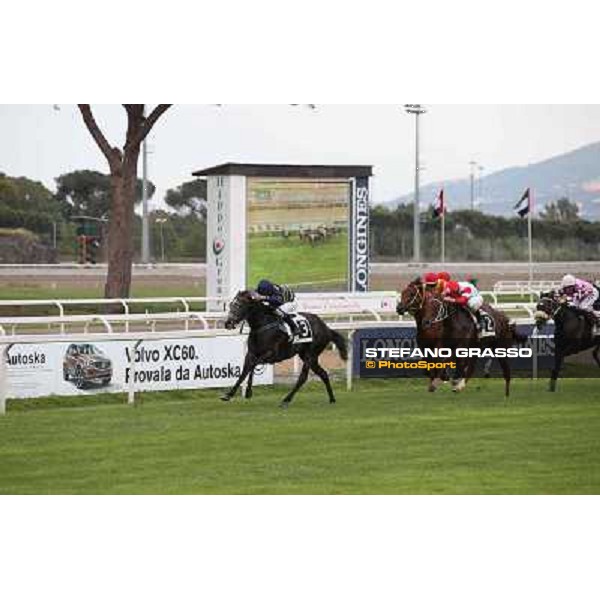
[361,346,533,377]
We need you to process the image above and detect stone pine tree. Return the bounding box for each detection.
[77,104,171,298]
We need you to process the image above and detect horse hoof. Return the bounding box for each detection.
[329,398,336,404]
[220,394,232,402]
[279,401,289,410]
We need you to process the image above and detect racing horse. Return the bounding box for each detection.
[535,291,600,391]
[222,290,348,407]
[397,278,526,396]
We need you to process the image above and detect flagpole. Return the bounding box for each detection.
[528,188,533,284]
[441,206,445,265]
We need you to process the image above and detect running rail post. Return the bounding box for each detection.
[346,329,354,392]
[532,326,538,381]
[0,344,7,415]
[128,340,142,406]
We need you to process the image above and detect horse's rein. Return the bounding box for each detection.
[427,297,449,325]
[405,284,425,313]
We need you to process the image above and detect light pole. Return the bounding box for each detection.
[405,104,427,262]
[155,218,167,262]
[469,160,478,210]
[141,105,151,264]
[478,165,484,206]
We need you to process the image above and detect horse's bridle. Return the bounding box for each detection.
[403,283,426,313]
[536,294,564,321]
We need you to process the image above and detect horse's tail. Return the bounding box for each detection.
[509,322,528,344]
[329,328,348,361]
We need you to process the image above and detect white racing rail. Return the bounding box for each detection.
[493,280,560,294]
[0,316,540,415]
[0,290,537,324]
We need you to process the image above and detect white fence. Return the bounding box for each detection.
[0,290,546,414]
[0,316,540,415]
[492,280,560,294]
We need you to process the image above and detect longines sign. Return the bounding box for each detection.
[350,176,370,292]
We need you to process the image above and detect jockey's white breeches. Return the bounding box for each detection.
[467,294,484,312]
[279,302,297,314]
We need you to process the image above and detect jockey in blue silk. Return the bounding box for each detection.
[255,279,299,338]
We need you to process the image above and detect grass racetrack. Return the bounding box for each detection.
[1,378,599,494]
[248,233,347,288]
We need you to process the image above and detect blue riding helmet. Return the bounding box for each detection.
[257,279,275,296]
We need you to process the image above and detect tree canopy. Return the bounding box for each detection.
[55,169,155,220]
[165,178,207,218]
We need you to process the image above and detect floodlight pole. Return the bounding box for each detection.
[469,160,478,210]
[405,104,427,263]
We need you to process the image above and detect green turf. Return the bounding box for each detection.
[248,233,348,288]
[0,283,205,301]
[1,378,599,494]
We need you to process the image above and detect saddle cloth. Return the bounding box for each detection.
[469,308,495,339]
[283,314,313,344]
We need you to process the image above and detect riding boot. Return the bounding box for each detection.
[274,308,297,340]
[476,311,485,333]
[282,313,299,340]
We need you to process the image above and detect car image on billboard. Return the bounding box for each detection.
[63,343,113,389]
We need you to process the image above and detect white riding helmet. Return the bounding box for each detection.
[561,274,576,289]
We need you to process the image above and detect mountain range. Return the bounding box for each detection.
[388,141,600,220]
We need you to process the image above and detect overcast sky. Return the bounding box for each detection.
[2,104,600,208]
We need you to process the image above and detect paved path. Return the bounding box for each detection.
[0,261,598,277]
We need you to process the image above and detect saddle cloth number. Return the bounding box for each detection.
[291,314,313,343]
[481,312,495,332]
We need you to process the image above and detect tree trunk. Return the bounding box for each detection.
[105,150,139,299]
[77,104,171,300]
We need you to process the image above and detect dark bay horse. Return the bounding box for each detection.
[535,291,600,391]
[397,278,526,396]
[222,290,348,408]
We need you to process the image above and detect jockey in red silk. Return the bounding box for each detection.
[442,278,487,331]
[560,274,600,320]
[255,279,299,338]
[424,271,452,293]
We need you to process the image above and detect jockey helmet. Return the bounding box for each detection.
[438,271,451,282]
[257,279,275,295]
[424,272,438,285]
[446,280,460,294]
[561,274,576,289]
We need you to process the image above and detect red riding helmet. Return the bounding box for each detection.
[438,271,451,282]
[446,280,460,294]
[424,272,438,285]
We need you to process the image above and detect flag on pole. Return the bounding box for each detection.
[514,188,531,218]
[432,188,445,218]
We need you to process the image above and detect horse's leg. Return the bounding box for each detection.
[593,344,600,369]
[244,367,255,399]
[309,356,336,404]
[428,367,443,392]
[465,357,478,383]
[549,351,564,392]
[452,358,468,392]
[280,361,310,408]
[497,356,511,397]
[221,354,254,401]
